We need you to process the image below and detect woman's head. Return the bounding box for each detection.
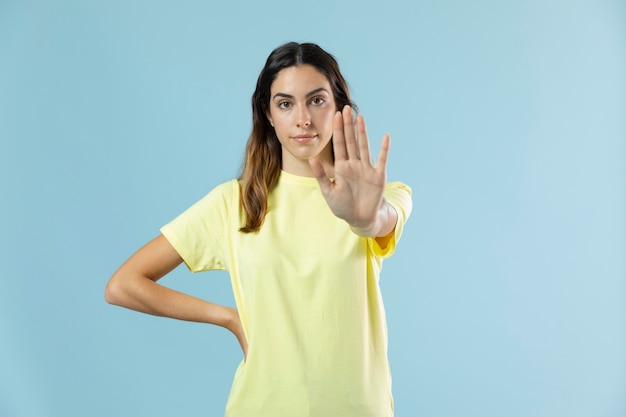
[239,42,354,233]
[252,42,354,131]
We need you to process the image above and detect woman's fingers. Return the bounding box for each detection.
[332,110,347,160]
[334,105,365,161]
[376,133,390,173]
[333,105,386,170]
[309,157,333,195]
[342,105,359,159]
[356,114,372,166]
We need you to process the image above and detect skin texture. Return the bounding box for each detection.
[105,235,249,359]
[267,65,336,177]
[268,64,397,239]
[310,105,397,241]
[105,64,397,360]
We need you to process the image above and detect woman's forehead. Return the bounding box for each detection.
[270,65,331,97]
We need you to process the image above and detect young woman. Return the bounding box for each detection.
[105,42,412,417]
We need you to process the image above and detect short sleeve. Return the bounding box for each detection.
[160,180,238,272]
[369,182,413,258]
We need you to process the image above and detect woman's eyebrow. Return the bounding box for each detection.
[272,87,330,100]
[305,87,329,97]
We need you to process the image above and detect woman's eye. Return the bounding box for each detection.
[311,97,325,105]
[278,101,291,109]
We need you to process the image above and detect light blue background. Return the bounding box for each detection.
[1,0,625,416]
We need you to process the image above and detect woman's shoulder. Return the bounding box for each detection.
[384,181,413,218]
[385,181,411,194]
[210,178,240,196]
[183,179,240,213]
[384,181,412,204]
[201,178,240,203]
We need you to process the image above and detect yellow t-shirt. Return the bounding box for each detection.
[161,170,412,417]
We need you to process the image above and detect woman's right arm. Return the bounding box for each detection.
[105,234,248,357]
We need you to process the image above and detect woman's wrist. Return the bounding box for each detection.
[350,200,397,238]
[220,307,238,332]
[223,307,248,360]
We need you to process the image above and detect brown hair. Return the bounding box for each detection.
[238,42,355,233]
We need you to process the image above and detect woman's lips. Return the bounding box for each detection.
[292,134,317,143]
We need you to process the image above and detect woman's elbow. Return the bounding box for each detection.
[104,274,125,306]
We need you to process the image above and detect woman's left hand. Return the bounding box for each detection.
[309,105,393,237]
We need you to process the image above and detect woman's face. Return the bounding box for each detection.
[267,64,336,176]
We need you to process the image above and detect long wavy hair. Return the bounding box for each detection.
[238,42,355,233]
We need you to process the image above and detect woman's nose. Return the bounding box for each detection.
[296,106,311,127]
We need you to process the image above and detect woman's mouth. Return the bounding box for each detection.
[292,134,317,143]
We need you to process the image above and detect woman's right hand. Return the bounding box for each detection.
[227,307,249,362]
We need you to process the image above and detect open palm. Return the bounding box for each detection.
[309,105,390,232]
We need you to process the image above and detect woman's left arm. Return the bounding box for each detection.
[309,105,398,239]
